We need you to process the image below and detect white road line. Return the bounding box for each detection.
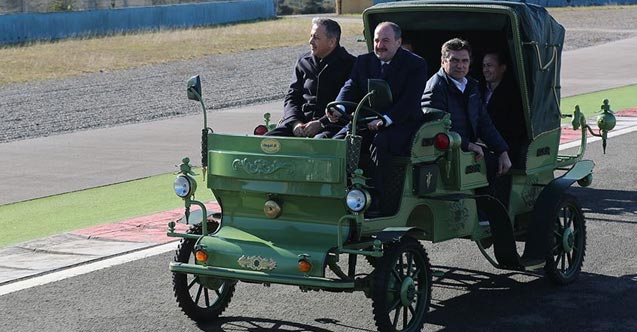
[559,118,637,150]
[0,242,177,296]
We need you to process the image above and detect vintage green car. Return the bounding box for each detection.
[167,1,615,331]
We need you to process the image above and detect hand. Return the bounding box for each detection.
[497,151,512,176]
[367,119,384,131]
[303,120,323,137]
[326,108,342,123]
[467,142,484,161]
[292,122,305,137]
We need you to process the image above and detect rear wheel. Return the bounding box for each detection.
[172,222,236,322]
[372,237,432,332]
[544,194,586,285]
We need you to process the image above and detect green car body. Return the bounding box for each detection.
[167,1,615,330]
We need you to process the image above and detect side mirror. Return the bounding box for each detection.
[187,75,202,101]
[367,79,392,111]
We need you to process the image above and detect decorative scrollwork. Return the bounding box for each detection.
[237,255,277,271]
[522,175,541,209]
[448,200,469,232]
[232,158,293,176]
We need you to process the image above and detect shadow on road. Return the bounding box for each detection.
[191,264,636,332]
[572,186,637,220]
[426,265,637,332]
[197,316,335,332]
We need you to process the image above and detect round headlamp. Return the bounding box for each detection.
[345,188,370,213]
[174,175,193,198]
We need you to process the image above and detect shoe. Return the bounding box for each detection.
[478,220,490,226]
[520,256,545,270]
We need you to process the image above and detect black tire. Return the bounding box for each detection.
[372,237,432,332]
[172,222,236,323]
[544,194,587,285]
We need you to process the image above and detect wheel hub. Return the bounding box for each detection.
[562,227,575,253]
[400,276,416,306]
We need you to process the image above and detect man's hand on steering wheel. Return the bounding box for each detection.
[325,101,384,129]
[367,119,384,131]
[326,106,343,123]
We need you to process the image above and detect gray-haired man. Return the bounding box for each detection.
[267,17,355,138]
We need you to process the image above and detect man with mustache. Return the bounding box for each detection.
[328,21,428,217]
[422,38,511,180]
[266,17,355,138]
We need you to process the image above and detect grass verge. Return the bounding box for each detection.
[0,171,214,248]
[561,84,637,122]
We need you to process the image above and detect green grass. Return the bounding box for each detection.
[0,172,214,248]
[561,85,637,122]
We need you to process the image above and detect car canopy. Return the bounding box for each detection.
[363,0,565,138]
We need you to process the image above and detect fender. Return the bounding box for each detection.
[177,208,221,225]
[373,227,426,243]
[521,160,594,262]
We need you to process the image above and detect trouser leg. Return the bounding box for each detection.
[265,125,294,137]
[369,131,391,214]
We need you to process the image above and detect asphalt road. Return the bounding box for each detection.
[2,7,637,332]
[1,132,635,332]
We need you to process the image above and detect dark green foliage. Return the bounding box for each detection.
[48,0,74,11]
[277,0,335,15]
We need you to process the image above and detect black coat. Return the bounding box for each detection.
[279,46,356,130]
[422,68,509,154]
[337,47,428,155]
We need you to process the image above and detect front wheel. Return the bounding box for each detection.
[372,237,432,332]
[172,222,236,323]
[544,194,587,285]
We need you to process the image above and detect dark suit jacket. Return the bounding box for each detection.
[480,76,528,162]
[279,46,355,130]
[336,47,428,155]
[422,68,508,154]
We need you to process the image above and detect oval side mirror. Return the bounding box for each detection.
[187,75,202,101]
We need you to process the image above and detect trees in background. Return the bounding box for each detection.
[278,0,335,15]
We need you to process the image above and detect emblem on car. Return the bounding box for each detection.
[237,255,277,271]
[260,138,280,154]
[425,171,433,189]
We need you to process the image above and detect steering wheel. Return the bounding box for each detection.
[325,101,384,127]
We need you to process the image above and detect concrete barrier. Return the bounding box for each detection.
[0,0,276,45]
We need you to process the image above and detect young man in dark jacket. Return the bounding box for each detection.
[481,51,528,168]
[266,18,355,138]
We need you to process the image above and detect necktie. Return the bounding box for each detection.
[380,63,388,78]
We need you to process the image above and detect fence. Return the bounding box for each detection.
[0,0,277,45]
[0,1,218,13]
